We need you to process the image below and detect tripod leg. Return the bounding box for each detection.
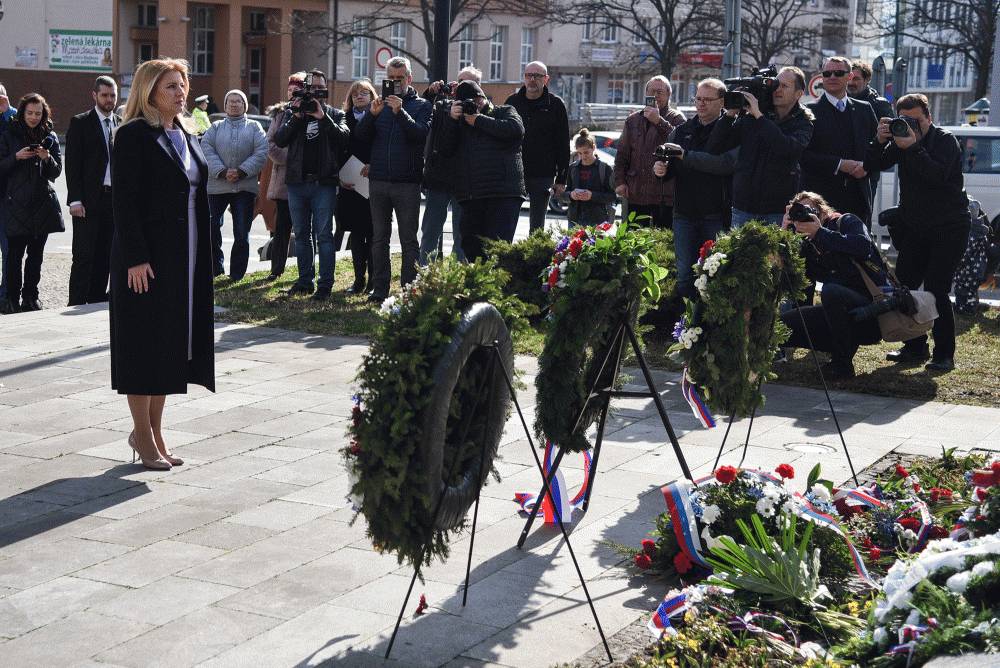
[711,411,737,471]
[462,355,497,607]
[581,397,611,512]
[624,323,694,481]
[737,402,758,469]
[384,561,423,659]
[517,446,567,549]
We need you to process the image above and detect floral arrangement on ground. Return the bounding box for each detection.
[669,222,806,423]
[534,215,673,453]
[612,451,1000,666]
[344,257,528,568]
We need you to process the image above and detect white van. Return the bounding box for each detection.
[872,125,1000,249]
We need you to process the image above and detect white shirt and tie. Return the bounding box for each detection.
[825,91,850,174]
[68,106,116,211]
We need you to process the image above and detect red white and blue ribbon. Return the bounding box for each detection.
[899,500,934,553]
[647,592,689,637]
[832,485,887,510]
[661,479,712,570]
[681,369,716,429]
[794,492,877,587]
[513,441,593,524]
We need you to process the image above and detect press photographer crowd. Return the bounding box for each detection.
[0,55,997,381]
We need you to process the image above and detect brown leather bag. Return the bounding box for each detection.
[851,260,938,342]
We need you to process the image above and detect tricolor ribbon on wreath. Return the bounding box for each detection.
[681,368,716,429]
[513,440,593,524]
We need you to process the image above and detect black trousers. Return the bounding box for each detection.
[457,197,522,261]
[627,202,673,230]
[781,282,882,366]
[68,189,114,305]
[895,223,969,360]
[270,199,292,277]
[6,234,47,302]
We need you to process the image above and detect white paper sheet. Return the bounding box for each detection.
[338,154,370,199]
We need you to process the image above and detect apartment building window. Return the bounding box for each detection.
[600,22,618,44]
[137,2,157,27]
[633,18,647,45]
[489,26,507,81]
[607,75,639,104]
[138,43,154,63]
[855,0,869,22]
[352,19,370,79]
[582,17,594,42]
[520,27,535,71]
[191,6,215,74]
[458,25,474,69]
[249,10,266,34]
[390,22,406,54]
[654,24,665,48]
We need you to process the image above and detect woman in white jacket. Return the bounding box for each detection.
[201,89,267,280]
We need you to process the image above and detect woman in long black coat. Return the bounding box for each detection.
[336,80,376,293]
[110,58,215,470]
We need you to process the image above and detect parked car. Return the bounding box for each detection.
[872,125,1000,249]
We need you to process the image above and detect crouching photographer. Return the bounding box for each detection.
[778,191,891,379]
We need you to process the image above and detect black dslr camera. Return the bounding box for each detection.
[460,98,478,115]
[889,116,920,138]
[787,201,818,233]
[724,65,779,114]
[439,81,455,97]
[291,71,328,115]
[653,143,683,161]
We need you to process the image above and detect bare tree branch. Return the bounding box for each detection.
[739,0,826,69]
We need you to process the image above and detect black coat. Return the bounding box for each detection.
[0,121,64,237]
[663,114,731,218]
[335,109,373,235]
[801,96,879,225]
[109,119,215,395]
[437,103,527,202]
[422,99,454,193]
[65,108,121,214]
[272,104,350,186]
[505,86,570,183]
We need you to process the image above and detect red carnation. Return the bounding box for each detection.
[898,517,921,531]
[715,465,739,484]
[775,464,795,480]
[698,240,715,261]
[977,487,989,502]
[415,594,428,615]
[971,470,995,487]
[547,268,560,288]
[895,464,910,479]
[574,228,588,240]
[870,547,882,561]
[992,461,1000,473]
[929,488,953,503]
[641,539,657,557]
[568,237,584,258]
[634,553,652,569]
[913,482,922,494]
[673,551,693,574]
[929,525,949,539]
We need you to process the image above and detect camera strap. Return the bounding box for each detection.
[851,259,888,302]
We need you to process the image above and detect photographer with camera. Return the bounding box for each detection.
[614,76,685,229]
[652,77,732,299]
[355,57,431,303]
[713,66,814,228]
[866,93,971,372]
[800,57,879,226]
[273,69,350,301]
[419,65,482,264]
[437,80,526,261]
[778,191,889,379]
[506,61,570,232]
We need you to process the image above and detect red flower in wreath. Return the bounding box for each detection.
[928,525,949,540]
[715,465,739,484]
[573,228,588,241]
[415,594,428,615]
[634,553,652,569]
[972,470,996,487]
[673,551,693,574]
[869,547,882,561]
[929,487,953,503]
[775,464,795,480]
[698,239,715,262]
[898,517,921,532]
[641,539,657,557]
[895,464,910,479]
[547,268,560,288]
[568,237,584,258]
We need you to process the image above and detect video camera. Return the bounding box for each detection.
[889,116,920,138]
[653,143,683,161]
[291,71,328,115]
[723,65,778,114]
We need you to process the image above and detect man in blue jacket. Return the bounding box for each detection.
[355,56,431,303]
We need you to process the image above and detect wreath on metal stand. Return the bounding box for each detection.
[344,258,525,568]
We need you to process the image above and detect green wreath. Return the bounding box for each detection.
[534,219,671,453]
[669,222,806,418]
[345,258,527,568]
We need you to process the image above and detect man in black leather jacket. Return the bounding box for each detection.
[273,69,350,300]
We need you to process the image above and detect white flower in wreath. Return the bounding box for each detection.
[756,496,776,517]
[694,273,709,297]
[379,295,399,315]
[872,626,888,647]
[810,483,831,503]
[702,252,728,277]
[678,326,703,349]
[701,504,721,525]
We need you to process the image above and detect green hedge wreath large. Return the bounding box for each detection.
[669,222,806,419]
[534,219,672,453]
[345,258,527,568]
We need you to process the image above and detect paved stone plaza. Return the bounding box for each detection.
[1,305,998,667]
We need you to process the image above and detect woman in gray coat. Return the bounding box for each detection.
[201,89,267,280]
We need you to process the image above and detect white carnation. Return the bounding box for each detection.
[810,483,831,502]
[379,295,398,314]
[701,504,721,525]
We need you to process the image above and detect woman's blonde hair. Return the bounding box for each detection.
[123,58,197,133]
[574,127,596,149]
[790,191,837,220]
[343,79,378,112]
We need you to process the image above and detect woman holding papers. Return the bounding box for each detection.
[337,80,376,294]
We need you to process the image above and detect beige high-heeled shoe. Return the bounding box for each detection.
[128,432,172,471]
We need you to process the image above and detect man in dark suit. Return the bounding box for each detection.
[65,75,120,305]
[800,56,880,227]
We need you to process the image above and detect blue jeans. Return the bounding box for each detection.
[209,191,257,280]
[673,213,725,299]
[731,208,784,228]
[287,181,337,291]
[419,189,464,264]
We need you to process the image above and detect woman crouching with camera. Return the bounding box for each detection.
[779,191,889,379]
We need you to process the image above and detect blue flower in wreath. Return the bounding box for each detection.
[555,236,570,253]
[672,317,686,342]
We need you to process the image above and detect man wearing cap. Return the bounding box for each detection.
[437,79,526,261]
[192,95,211,134]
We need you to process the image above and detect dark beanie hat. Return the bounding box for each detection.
[455,81,485,100]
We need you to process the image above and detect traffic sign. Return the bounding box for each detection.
[375,47,393,69]
[807,73,824,98]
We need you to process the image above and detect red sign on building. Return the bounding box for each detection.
[678,53,724,69]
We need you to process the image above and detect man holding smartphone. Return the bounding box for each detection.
[355,56,432,303]
[613,76,685,229]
